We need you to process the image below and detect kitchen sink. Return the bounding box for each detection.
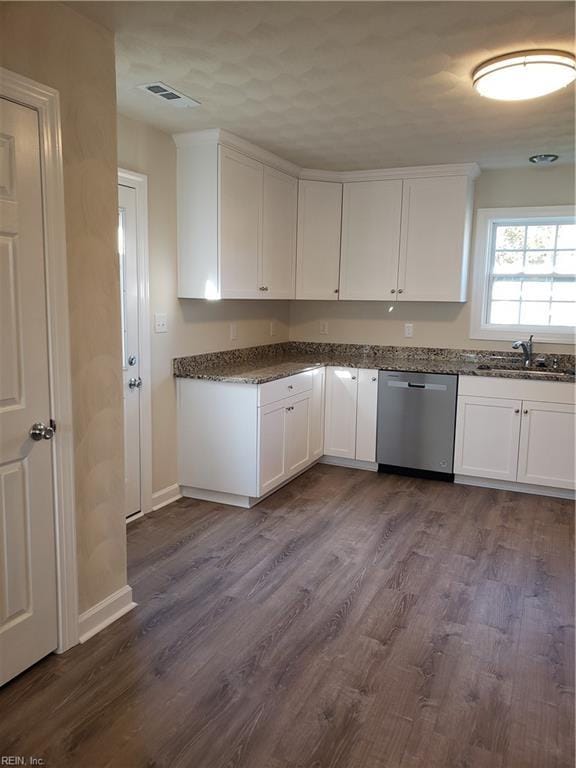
[476,364,573,379]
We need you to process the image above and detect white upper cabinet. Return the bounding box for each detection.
[296,180,342,300]
[220,147,263,299]
[261,166,297,299]
[176,130,477,302]
[398,175,472,302]
[176,133,298,299]
[339,180,403,301]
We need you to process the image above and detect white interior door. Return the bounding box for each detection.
[0,97,58,685]
[118,184,141,518]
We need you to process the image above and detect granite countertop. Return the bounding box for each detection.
[173,342,575,385]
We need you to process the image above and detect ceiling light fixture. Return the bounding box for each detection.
[472,50,575,101]
[529,154,559,164]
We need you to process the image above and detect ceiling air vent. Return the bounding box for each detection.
[137,82,201,109]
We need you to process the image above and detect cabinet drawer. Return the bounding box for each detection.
[258,369,316,406]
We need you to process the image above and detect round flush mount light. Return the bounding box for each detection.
[529,153,559,164]
[472,50,576,101]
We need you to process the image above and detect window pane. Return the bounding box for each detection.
[552,282,576,301]
[492,280,521,300]
[555,251,576,275]
[522,281,551,301]
[490,301,520,324]
[526,225,556,250]
[494,251,523,274]
[520,302,550,325]
[549,302,576,326]
[557,224,576,249]
[525,251,553,274]
[495,225,525,250]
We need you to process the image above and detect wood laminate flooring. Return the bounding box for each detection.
[0,465,574,768]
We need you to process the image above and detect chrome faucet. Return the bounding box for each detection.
[512,334,534,368]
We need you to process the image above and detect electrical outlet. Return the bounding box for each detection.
[154,313,168,333]
[269,320,277,337]
[229,322,238,341]
[320,321,329,336]
[404,323,414,338]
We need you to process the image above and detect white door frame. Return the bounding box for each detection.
[118,168,153,519]
[0,67,78,652]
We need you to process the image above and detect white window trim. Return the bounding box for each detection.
[470,205,576,344]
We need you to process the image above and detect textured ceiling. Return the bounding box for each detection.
[73,1,575,169]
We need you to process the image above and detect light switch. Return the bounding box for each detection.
[154,313,168,333]
[404,323,414,338]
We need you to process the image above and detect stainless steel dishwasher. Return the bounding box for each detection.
[377,371,458,480]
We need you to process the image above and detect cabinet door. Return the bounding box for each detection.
[261,167,297,299]
[310,367,325,460]
[296,180,342,300]
[258,401,287,495]
[454,396,521,481]
[398,176,470,302]
[324,367,358,459]
[219,147,262,299]
[286,394,312,476]
[339,180,402,301]
[356,369,378,462]
[517,401,575,489]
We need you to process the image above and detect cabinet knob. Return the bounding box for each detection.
[514,409,520,414]
[523,409,529,415]
[287,384,293,390]
[390,289,396,294]
[398,289,404,294]
[259,286,269,292]
[351,376,357,380]
[334,289,339,294]
[372,377,377,382]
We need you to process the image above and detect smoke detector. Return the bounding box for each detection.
[138,82,201,109]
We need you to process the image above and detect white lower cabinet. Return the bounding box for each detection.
[455,377,575,492]
[517,401,575,489]
[356,370,379,462]
[258,399,288,495]
[324,367,378,462]
[324,367,358,459]
[454,396,522,481]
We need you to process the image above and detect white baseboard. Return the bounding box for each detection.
[152,483,181,511]
[455,475,575,500]
[78,585,136,643]
[319,456,378,472]
[181,486,256,508]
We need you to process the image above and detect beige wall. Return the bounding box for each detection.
[0,3,126,612]
[117,114,290,496]
[289,164,575,355]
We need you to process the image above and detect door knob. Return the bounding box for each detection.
[29,422,55,441]
[128,377,143,390]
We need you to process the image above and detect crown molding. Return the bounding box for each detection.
[173,128,301,177]
[173,128,481,181]
[299,163,481,182]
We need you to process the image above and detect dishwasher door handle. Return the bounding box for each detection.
[386,380,448,392]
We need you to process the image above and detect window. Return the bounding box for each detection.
[471,206,576,343]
